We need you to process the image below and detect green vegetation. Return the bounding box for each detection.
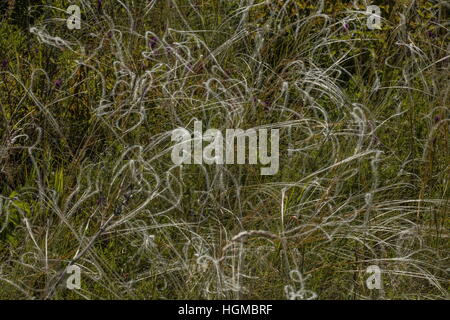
[0,0,448,299]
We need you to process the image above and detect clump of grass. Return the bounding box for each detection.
[0,0,448,299]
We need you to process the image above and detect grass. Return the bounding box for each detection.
[0,0,448,299]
